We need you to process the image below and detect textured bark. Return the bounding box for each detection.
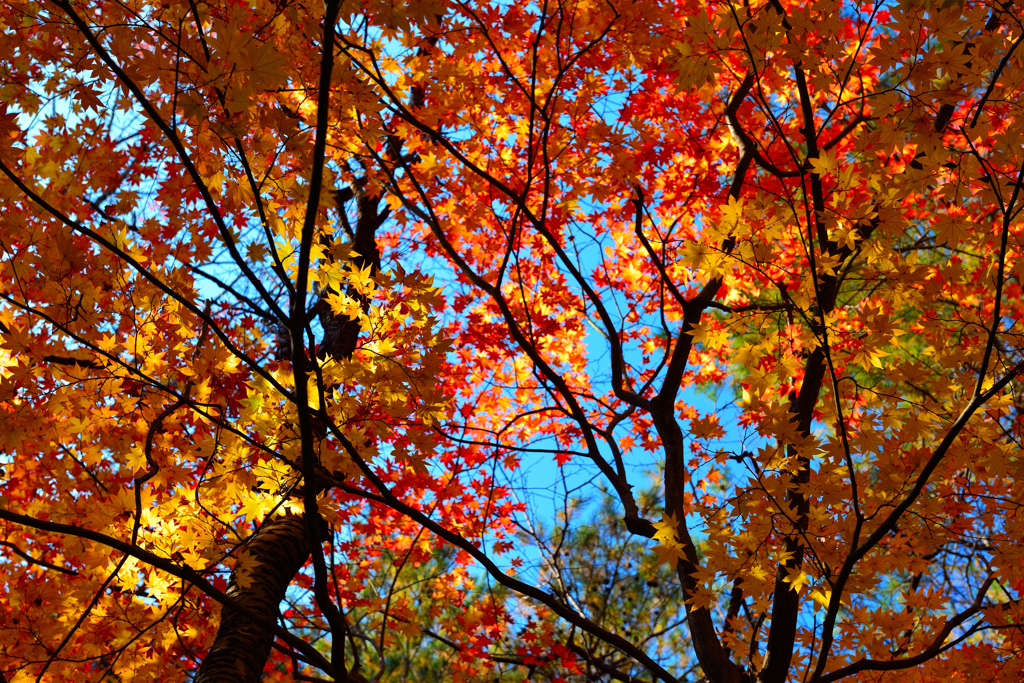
[193,514,310,683]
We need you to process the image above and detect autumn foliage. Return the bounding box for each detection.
[2,0,1024,680]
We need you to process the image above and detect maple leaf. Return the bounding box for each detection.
[652,540,685,568]
[809,151,839,178]
[239,493,270,525]
[239,39,288,90]
[933,212,971,246]
[247,241,269,263]
[690,414,725,440]
[783,567,811,594]
[685,584,718,612]
[652,513,680,544]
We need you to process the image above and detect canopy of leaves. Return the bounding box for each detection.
[1,0,1024,681]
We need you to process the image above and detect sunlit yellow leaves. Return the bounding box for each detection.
[416,150,440,174]
[238,492,273,526]
[314,260,376,299]
[0,347,16,379]
[125,443,150,474]
[144,569,179,607]
[652,513,680,544]
[650,513,688,567]
[718,195,746,229]
[809,586,843,612]
[744,364,776,399]
[326,292,364,323]
[682,563,719,612]
[744,563,770,584]
[687,320,729,350]
[239,387,266,417]
[783,566,811,594]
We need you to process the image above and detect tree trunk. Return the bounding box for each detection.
[193,515,310,683]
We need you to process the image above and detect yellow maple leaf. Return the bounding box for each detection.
[809,587,842,612]
[783,566,811,594]
[652,513,680,543]
[239,493,270,525]
[97,334,119,353]
[809,150,839,178]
